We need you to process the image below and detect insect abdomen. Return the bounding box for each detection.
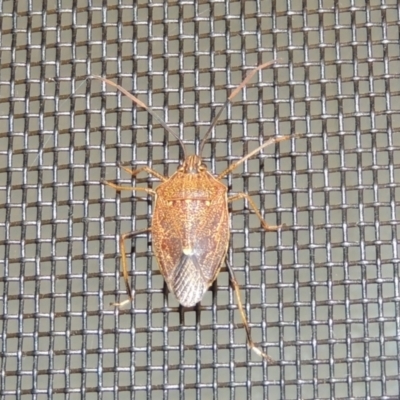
[152,190,229,307]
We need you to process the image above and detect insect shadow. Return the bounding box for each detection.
[91,61,299,361]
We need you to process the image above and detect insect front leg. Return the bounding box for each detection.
[217,134,301,181]
[103,180,156,195]
[112,228,151,307]
[118,163,168,182]
[103,162,167,193]
[225,260,274,362]
[228,193,284,231]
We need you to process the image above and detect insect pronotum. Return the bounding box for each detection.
[92,61,299,361]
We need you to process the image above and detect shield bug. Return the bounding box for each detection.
[92,61,299,361]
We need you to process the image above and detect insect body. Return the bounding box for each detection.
[152,154,229,307]
[93,61,298,361]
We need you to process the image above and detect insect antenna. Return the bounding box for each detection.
[199,60,276,156]
[90,75,187,159]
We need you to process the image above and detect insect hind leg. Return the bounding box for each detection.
[226,260,275,362]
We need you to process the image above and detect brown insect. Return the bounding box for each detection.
[92,61,298,361]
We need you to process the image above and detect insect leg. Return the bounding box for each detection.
[103,161,167,193]
[102,179,156,195]
[111,228,151,307]
[104,168,156,307]
[225,260,274,362]
[217,133,301,181]
[118,163,168,182]
[228,193,284,231]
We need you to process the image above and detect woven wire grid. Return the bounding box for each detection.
[1,1,400,399]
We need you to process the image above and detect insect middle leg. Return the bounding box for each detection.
[103,165,159,307]
[112,228,151,307]
[226,260,274,362]
[228,193,284,231]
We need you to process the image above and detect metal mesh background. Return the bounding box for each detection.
[1,1,399,399]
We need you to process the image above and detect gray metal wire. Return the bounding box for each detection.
[0,1,399,399]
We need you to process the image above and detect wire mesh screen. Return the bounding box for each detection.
[1,1,399,399]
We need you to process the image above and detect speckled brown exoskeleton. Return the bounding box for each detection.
[92,61,299,361]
